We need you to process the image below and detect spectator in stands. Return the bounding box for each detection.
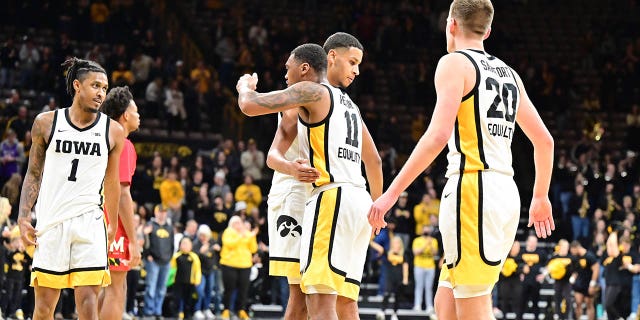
[170,237,202,319]
[1,226,30,320]
[190,60,211,106]
[90,0,109,40]
[130,50,153,95]
[6,105,30,142]
[143,204,175,318]
[41,96,58,113]
[0,129,24,187]
[219,215,257,320]
[569,240,599,320]
[112,61,135,87]
[236,43,255,76]
[547,239,574,320]
[370,217,397,297]
[185,170,205,218]
[193,224,221,319]
[1,173,21,220]
[214,36,236,87]
[248,19,268,47]
[234,174,262,213]
[145,76,164,119]
[603,232,639,320]
[18,36,40,88]
[626,104,640,151]
[164,79,186,134]
[240,138,264,181]
[182,219,199,243]
[412,225,438,314]
[413,192,439,236]
[390,191,412,249]
[0,37,18,89]
[3,89,21,118]
[85,45,107,67]
[376,236,409,320]
[498,241,523,320]
[569,183,591,242]
[520,235,546,320]
[210,195,231,236]
[160,169,185,224]
[209,170,231,202]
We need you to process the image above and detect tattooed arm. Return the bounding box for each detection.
[18,112,53,246]
[236,74,326,116]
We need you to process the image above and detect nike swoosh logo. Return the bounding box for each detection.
[444,193,452,198]
[95,215,103,220]
[58,129,68,132]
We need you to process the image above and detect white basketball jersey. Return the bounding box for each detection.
[269,113,312,196]
[445,49,520,177]
[35,108,111,232]
[298,83,366,190]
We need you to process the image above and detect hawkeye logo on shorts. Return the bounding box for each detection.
[277,215,302,238]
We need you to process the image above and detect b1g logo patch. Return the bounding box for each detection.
[277,215,302,238]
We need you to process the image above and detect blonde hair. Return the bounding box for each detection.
[391,236,405,256]
[451,0,494,36]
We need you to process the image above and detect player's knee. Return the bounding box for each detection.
[34,301,56,318]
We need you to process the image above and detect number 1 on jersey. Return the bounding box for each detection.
[68,158,79,181]
[344,111,359,147]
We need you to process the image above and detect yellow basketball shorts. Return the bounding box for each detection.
[299,185,372,301]
[438,171,520,298]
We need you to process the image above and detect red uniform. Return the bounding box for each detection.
[106,138,137,271]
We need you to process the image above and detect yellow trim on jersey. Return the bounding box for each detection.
[31,269,111,289]
[457,96,484,171]
[309,124,331,186]
[269,260,301,281]
[300,188,359,300]
[450,172,500,287]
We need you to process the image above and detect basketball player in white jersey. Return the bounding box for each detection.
[265,43,324,320]
[368,1,555,319]
[18,57,125,320]
[237,33,383,320]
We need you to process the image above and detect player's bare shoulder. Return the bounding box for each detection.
[288,81,328,105]
[107,118,125,152]
[31,111,56,143]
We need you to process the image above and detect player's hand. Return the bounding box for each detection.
[291,159,320,183]
[527,195,554,239]
[18,216,37,246]
[368,192,397,235]
[128,241,141,268]
[107,224,116,245]
[236,73,258,94]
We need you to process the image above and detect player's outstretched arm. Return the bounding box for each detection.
[368,54,467,234]
[236,73,325,116]
[104,121,125,245]
[513,71,555,239]
[18,112,53,246]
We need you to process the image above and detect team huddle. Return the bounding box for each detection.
[17,0,554,320]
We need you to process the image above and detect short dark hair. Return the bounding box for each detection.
[61,57,107,97]
[323,32,364,53]
[291,43,327,74]
[101,86,133,120]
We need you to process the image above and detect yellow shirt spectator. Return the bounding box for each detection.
[220,216,258,269]
[159,172,184,210]
[413,194,440,235]
[234,175,262,212]
[412,234,438,269]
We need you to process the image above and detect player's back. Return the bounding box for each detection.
[446,49,520,177]
[298,83,366,191]
[35,108,111,231]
